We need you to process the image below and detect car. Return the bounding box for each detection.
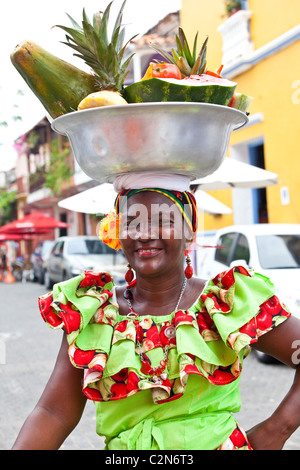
[196,224,300,363]
[31,240,55,284]
[44,236,127,288]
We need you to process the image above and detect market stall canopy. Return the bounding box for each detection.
[193,190,232,215]
[58,183,116,215]
[58,183,232,216]
[0,212,69,234]
[191,158,278,190]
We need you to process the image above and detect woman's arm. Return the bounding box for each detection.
[248,316,300,450]
[12,333,86,450]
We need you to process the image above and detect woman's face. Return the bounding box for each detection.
[119,191,192,278]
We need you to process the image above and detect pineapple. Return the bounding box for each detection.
[77,90,127,110]
[150,27,208,78]
[56,0,137,109]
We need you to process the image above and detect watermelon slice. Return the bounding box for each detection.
[229,92,253,113]
[123,74,237,106]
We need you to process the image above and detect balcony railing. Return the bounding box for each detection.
[218,9,254,67]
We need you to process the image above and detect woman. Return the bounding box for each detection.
[12,176,300,450]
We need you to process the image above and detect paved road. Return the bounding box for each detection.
[1,281,300,450]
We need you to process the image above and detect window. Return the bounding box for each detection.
[231,234,250,264]
[53,241,64,256]
[215,232,236,266]
[256,235,300,269]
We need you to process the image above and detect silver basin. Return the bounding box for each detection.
[51,102,248,183]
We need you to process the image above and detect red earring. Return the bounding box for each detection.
[185,253,193,279]
[125,263,134,283]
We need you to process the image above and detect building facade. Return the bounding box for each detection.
[181,0,300,230]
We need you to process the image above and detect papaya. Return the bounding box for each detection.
[10,40,98,118]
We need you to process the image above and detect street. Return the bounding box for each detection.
[1,280,300,450]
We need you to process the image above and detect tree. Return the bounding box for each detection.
[0,190,17,225]
[43,138,72,197]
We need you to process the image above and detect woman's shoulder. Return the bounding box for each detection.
[39,271,116,332]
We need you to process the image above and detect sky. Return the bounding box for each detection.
[0,0,181,172]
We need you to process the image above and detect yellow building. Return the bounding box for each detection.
[181,0,300,229]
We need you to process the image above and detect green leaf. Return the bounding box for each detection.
[65,12,81,30]
[56,0,136,89]
[192,32,199,61]
[150,42,177,66]
[171,48,180,63]
[112,0,126,37]
[177,56,192,76]
[56,24,87,48]
[82,8,92,27]
[120,53,134,74]
[92,11,102,35]
[175,34,184,57]
[176,28,194,67]
[98,2,112,47]
[191,36,208,75]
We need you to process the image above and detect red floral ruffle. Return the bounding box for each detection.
[216,423,252,450]
[38,267,291,404]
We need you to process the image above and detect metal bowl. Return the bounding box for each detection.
[51,102,248,183]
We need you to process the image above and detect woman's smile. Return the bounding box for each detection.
[135,247,163,257]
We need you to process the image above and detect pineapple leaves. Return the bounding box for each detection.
[150,43,178,67]
[93,3,112,47]
[192,32,199,62]
[112,0,126,38]
[176,28,194,68]
[55,0,137,91]
[191,36,208,75]
[65,13,81,31]
[151,29,209,78]
[56,25,87,48]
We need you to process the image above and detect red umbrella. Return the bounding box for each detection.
[0,233,35,241]
[0,212,69,234]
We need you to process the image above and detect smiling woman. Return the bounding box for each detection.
[9,0,300,451]
[11,168,300,451]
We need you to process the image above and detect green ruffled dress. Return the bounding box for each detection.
[38,266,291,450]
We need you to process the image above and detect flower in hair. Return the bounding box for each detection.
[99,211,122,251]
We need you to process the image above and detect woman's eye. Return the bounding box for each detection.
[160,218,174,227]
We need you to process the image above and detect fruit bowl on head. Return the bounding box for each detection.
[51,102,248,184]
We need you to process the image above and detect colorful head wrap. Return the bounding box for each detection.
[115,188,198,234]
[99,187,198,251]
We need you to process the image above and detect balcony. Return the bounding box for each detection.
[218,9,254,67]
[29,167,46,193]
